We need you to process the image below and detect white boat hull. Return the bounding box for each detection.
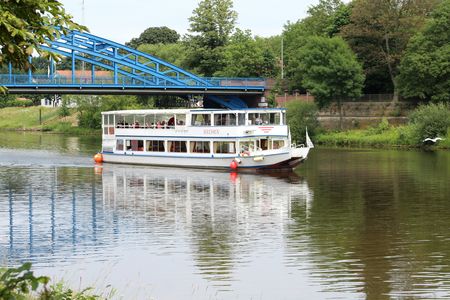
[102,149,309,170]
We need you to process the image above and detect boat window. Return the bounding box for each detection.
[116,114,126,128]
[176,114,186,126]
[238,113,245,126]
[144,114,155,128]
[248,112,282,125]
[108,114,114,126]
[168,141,187,153]
[191,114,211,126]
[213,141,236,154]
[132,115,145,128]
[103,114,115,135]
[274,113,281,125]
[239,140,255,152]
[146,140,165,152]
[258,139,269,150]
[116,139,124,151]
[190,141,210,153]
[125,140,131,150]
[281,112,286,125]
[214,113,236,126]
[152,113,174,129]
[248,113,266,125]
[272,140,285,149]
[123,115,134,128]
[127,140,144,151]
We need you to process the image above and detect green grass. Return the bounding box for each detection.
[316,125,450,149]
[0,106,59,129]
[0,106,100,135]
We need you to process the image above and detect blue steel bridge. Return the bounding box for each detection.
[0,30,266,109]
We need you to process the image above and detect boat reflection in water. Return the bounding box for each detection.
[101,164,314,283]
[0,164,313,299]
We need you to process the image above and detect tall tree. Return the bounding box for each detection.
[0,0,85,72]
[292,36,365,129]
[184,0,237,76]
[341,0,439,97]
[398,0,450,102]
[126,26,180,49]
[216,30,277,78]
[283,0,350,90]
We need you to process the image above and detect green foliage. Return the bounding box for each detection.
[137,43,188,69]
[0,262,49,299]
[316,127,404,147]
[216,29,277,77]
[302,0,350,37]
[58,98,70,117]
[126,26,180,48]
[75,95,138,129]
[43,283,101,300]
[0,93,16,108]
[283,0,350,90]
[0,94,33,108]
[0,263,106,300]
[286,101,320,144]
[0,0,86,72]
[290,36,364,108]
[398,0,450,102]
[184,0,237,76]
[408,103,450,143]
[367,117,390,135]
[341,0,438,94]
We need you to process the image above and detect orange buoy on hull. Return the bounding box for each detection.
[230,160,238,170]
[94,153,103,163]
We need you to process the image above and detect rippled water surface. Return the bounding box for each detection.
[1,132,450,299]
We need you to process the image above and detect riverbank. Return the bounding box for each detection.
[0,106,100,135]
[316,126,450,149]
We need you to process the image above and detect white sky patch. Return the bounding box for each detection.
[60,0,321,43]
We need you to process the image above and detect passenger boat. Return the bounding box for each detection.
[100,108,313,170]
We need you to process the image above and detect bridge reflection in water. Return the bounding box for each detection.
[0,165,313,298]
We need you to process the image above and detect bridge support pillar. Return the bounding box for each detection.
[113,48,118,85]
[28,56,32,83]
[71,50,76,84]
[8,62,12,83]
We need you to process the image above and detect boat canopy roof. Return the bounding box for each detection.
[102,108,286,115]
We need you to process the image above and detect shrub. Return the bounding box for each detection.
[1,263,104,299]
[58,99,71,117]
[408,103,450,143]
[367,117,390,135]
[286,101,320,144]
[0,262,49,299]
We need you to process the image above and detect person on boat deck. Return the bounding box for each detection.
[133,121,140,128]
[156,121,162,128]
[168,117,175,127]
[117,120,124,128]
[255,116,262,125]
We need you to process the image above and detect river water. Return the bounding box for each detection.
[0,131,449,300]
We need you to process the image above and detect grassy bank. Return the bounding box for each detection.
[316,125,450,149]
[0,106,100,135]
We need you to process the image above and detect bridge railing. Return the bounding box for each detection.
[0,74,266,89]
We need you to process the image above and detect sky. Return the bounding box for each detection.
[59,0,320,44]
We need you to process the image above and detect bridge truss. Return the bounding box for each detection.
[0,30,266,109]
